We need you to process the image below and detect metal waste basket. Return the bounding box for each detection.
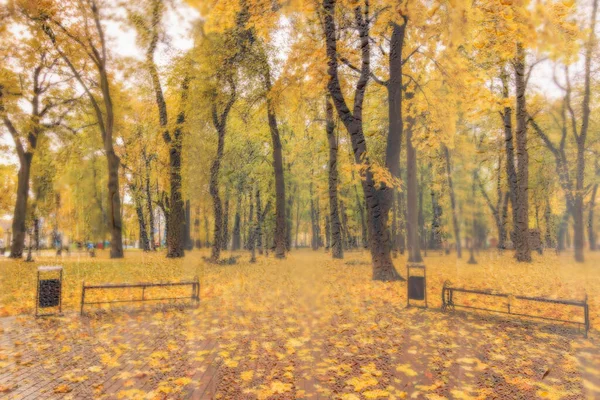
[407,263,427,308]
[36,266,63,316]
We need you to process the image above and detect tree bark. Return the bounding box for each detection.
[544,197,554,248]
[222,193,230,251]
[144,151,155,250]
[185,199,192,250]
[135,200,150,251]
[429,190,442,250]
[262,65,286,258]
[326,97,343,259]
[9,157,32,258]
[245,189,254,249]
[210,128,225,260]
[443,144,461,258]
[295,195,300,248]
[310,180,318,251]
[397,190,406,254]
[513,43,531,262]
[232,189,242,250]
[500,71,518,245]
[588,183,597,251]
[166,84,188,258]
[406,119,422,262]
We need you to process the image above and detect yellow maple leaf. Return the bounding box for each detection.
[241,370,254,382]
[174,377,192,386]
[346,375,378,392]
[363,389,390,399]
[53,384,72,394]
[270,380,292,394]
[396,364,418,377]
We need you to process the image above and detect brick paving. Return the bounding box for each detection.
[1,309,600,399]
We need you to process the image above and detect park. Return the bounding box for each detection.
[1,0,600,398]
[0,249,599,398]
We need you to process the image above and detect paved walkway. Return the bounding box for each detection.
[1,307,599,399]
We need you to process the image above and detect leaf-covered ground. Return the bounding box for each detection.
[0,249,599,399]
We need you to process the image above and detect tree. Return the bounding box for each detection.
[29,0,124,257]
[0,19,76,258]
[128,0,189,257]
[528,0,598,262]
[322,0,402,280]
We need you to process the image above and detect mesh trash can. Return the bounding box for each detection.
[36,266,63,316]
[407,263,427,308]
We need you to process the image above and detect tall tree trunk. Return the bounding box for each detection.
[9,156,32,258]
[429,190,442,250]
[316,199,323,247]
[501,70,518,245]
[327,97,343,259]
[263,67,286,259]
[325,214,331,249]
[588,183,597,251]
[295,196,300,249]
[135,200,150,251]
[232,190,242,251]
[107,150,124,258]
[222,193,230,251]
[165,79,189,258]
[443,144,461,258]
[468,171,478,264]
[382,20,407,258]
[418,181,425,251]
[249,204,257,263]
[513,43,531,262]
[544,197,554,248]
[352,182,368,248]
[397,191,406,254]
[391,192,398,256]
[210,128,225,260]
[194,206,200,248]
[245,189,254,249]
[406,120,422,262]
[286,166,295,252]
[33,217,40,251]
[185,200,192,250]
[256,187,263,255]
[166,138,185,257]
[208,83,236,259]
[310,180,318,251]
[340,200,351,250]
[144,153,155,250]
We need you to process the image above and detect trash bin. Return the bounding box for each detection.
[36,266,63,316]
[406,263,427,308]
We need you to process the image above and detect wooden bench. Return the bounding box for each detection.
[81,277,200,315]
[441,281,590,337]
